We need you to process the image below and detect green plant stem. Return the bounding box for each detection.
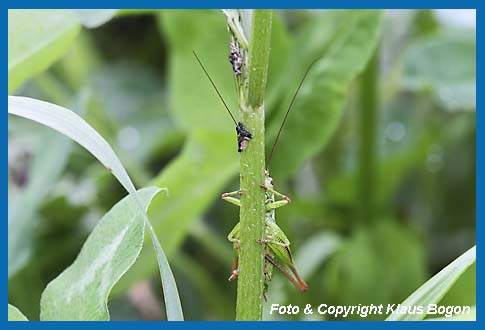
[358,50,378,224]
[236,9,272,321]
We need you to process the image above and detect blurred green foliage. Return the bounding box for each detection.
[8,9,475,320]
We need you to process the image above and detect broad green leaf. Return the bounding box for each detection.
[8,304,28,321]
[8,129,72,277]
[8,10,80,92]
[73,10,118,28]
[267,10,384,179]
[40,187,160,320]
[8,96,183,320]
[386,245,476,321]
[402,29,476,111]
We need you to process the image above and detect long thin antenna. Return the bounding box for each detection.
[193,50,237,125]
[266,57,321,170]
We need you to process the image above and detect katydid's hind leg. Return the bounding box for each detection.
[289,263,308,291]
[265,254,307,292]
[221,190,242,207]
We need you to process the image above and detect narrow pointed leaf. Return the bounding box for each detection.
[8,304,28,321]
[386,245,476,321]
[8,96,136,195]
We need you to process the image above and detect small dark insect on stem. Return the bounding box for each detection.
[193,50,252,152]
[266,57,322,170]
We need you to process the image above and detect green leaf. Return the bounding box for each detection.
[386,245,476,321]
[402,29,476,111]
[268,10,384,179]
[8,10,80,92]
[8,96,183,321]
[8,129,72,277]
[40,187,160,320]
[8,304,28,321]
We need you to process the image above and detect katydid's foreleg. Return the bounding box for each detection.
[260,185,291,203]
[221,190,242,207]
[260,185,291,210]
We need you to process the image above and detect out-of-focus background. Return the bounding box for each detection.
[8,9,475,320]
